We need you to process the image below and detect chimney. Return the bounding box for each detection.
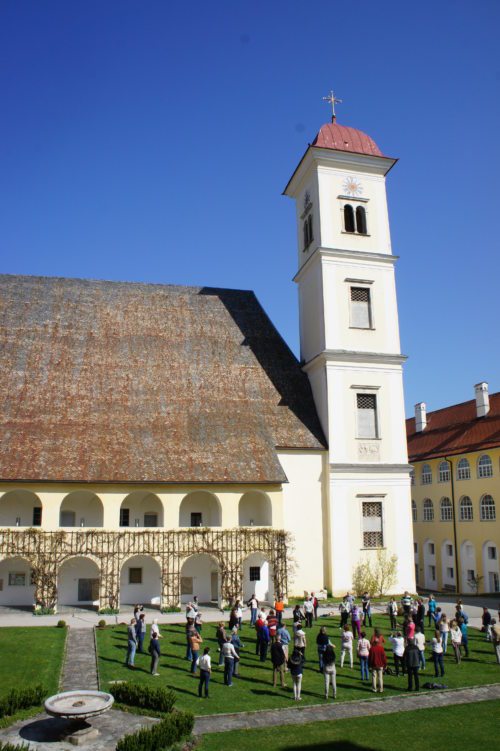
[415,402,427,432]
[474,382,490,417]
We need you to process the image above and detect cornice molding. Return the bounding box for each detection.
[294,246,398,283]
[330,463,413,474]
[303,349,407,372]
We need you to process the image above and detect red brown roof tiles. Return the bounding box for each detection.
[311,122,383,157]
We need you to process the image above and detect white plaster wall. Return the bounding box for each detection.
[242,553,272,602]
[278,451,326,597]
[58,557,100,605]
[460,541,477,594]
[180,554,219,604]
[328,472,415,596]
[120,556,161,606]
[298,262,325,364]
[0,558,35,606]
[482,541,499,592]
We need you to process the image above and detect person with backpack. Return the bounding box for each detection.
[267,609,278,643]
[288,649,305,701]
[270,635,287,688]
[323,643,337,699]
[403,637,420,691]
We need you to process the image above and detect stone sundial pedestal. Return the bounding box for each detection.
[44,690,114,746]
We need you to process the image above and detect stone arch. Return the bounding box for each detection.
[241,551,274,603]
[119,491,164,528]
[57,555,101,608]
[0,490,42,528]
[0,556,36,608]
[59,491,104,528]
[482,540,499,593]
[238,492,272,527]
[179,491,222,528]
[179,553,221,605]
[119,554,162,608]
[460,540,477,593]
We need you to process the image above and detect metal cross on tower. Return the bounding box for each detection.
[323,90,342,122]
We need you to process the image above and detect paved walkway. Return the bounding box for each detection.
[60,626,98,691]
[193,682,500,735]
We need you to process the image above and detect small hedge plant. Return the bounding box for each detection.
[116,711,194,751]
[33,607,55,616]
[111,683,176,714]
[56,620,67,628]
[0,685,46,719]
[98,607,119,615]
[160,606,181,613]
[0,743,31,750]
[98,620,107,628]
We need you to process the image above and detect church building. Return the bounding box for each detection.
[0,114,415,612]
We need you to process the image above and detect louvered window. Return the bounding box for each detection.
[357,393,378,438]
[350,286,372,328]
[362,502,383,548]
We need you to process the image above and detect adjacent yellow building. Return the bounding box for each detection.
[407,383,500,595]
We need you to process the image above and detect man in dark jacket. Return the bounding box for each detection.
[403,637,421,691]
[270,635,287,687]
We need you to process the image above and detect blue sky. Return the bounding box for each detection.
[1,1,499,416]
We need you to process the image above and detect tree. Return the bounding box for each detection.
[351,551,398,597]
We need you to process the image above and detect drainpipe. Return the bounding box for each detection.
[445,456,460,594]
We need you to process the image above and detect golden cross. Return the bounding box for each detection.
[323,90,342,122]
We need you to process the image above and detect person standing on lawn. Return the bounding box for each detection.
[222,636,239,686]
[416,598,426,634]
[230,626,244,676]
[482,607,492,639]
[401,591,412,616]
[415,626,426,670]
[450,619,462,664]
[260,619,271,662]
[288,648,305,701]
[189,629,203,674]
[439,613,449,653]
[427,594,437,627]
[403,637,420,691]
[277,621,291,663]
[340,624,353,668]
[270,635,287,688]
[247,594,258,626]
[185,618,195,662]
[405,616,416,643]
[316,626,329,672]
[293,603,305,625]
[431,630,445,677]
[150,628,161,676]
[459,617,469,658]
[293,622,307,657]
[303,596,314,628]
[351,604,362,638]
[275,595,285,626]
[491,619,500,664]
[125,618,137,669]
[357,631,371,682]
[368,638,387,693]
[323,643,337,699]
[339,597,350,629]
[136,612,147,653]
[361,592,372,627]
[216,621,227,666]
[267,609,278,643]
[312,592,319,621]
[387,598,398,630]
[389,631,405,677]
[198,647,211,698]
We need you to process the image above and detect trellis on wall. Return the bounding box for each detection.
[0,527,291,611]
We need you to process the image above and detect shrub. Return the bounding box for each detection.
[33,607,55,616]
[0,743,32,750]
[111,682,177,714]
[352,551,398,597]
[0,685,46,719]
[116,711,194,751]
[56,620,67,628]
[97,620,107,628]
[98,607,119,615]
[160,606,181,613]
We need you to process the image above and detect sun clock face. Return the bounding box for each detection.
[343,176,363,197]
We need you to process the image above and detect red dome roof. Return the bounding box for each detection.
[311,122,383,157]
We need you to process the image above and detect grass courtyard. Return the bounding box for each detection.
[0,626,67,727]
[197,699,500,751]
[96,615,500,717]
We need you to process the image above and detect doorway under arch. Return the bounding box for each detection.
[58,556,100,608]
[180,554,220,605]
[0,557,35,608]
[242,552,274,603]
[120,555,162,608]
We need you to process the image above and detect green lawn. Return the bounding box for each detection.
[198,699,500,750]
[96,616,500,717]
[0,626,66,726]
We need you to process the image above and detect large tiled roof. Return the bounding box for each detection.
[0,275,326,484]
[406,393,500,462]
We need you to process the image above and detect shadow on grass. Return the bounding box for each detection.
[281,744,375,751]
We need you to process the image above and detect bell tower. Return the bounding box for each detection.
[284,107,415,594]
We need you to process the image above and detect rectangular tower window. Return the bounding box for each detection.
[119,508,130,527]
[362,501,383,548]
[356,394,378,439]
[350,287,372,328]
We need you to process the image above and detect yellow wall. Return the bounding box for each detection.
[411,448,500,594]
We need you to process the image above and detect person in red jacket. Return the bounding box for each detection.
[368,637,387,693]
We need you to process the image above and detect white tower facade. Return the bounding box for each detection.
[285,120,415,594]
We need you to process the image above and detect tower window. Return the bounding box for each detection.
[350,287,372,328]
[362,501,383,548]
[344,204,355,233]
[303,214,313,250]
[356,393,378,439]
[356,206,367,234]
